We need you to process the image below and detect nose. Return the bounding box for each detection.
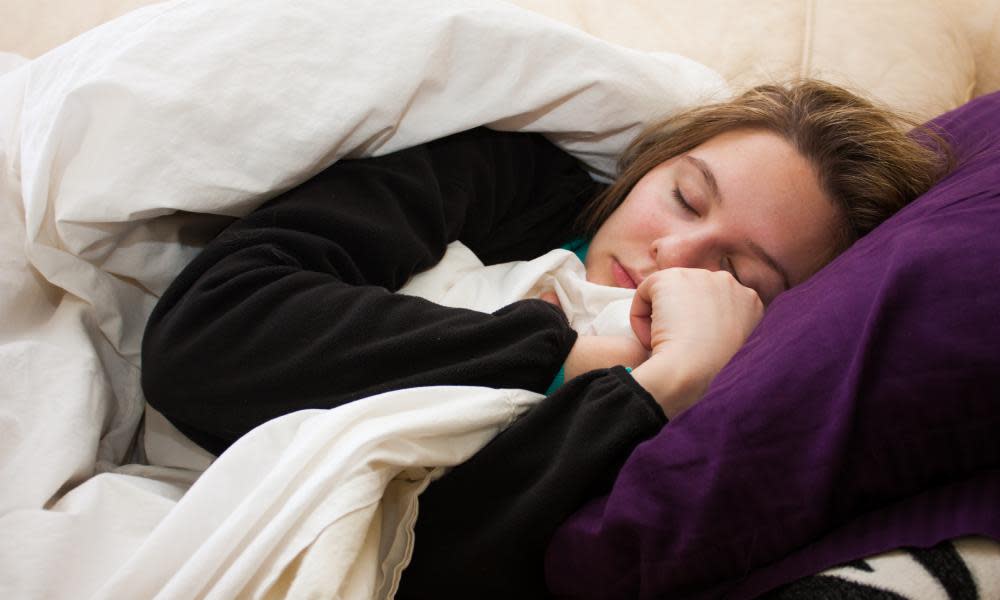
[650,230,720,271]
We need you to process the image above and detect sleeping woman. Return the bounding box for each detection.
[140,79,949,597]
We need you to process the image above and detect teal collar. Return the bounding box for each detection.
[561,238,590,263]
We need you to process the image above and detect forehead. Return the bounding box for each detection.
[688,129,816,199]
[685,129,842,284]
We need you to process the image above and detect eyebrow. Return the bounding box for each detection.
[686,154,792,292]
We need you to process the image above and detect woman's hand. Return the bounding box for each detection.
[629,268,763,417]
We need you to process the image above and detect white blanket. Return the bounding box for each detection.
[0,0,724,597]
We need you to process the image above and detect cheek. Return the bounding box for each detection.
[591,176,671,255]
[616,187,668,238]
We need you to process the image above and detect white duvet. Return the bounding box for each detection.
[0,0,724,597]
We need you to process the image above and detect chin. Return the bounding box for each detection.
[587,271,613,287]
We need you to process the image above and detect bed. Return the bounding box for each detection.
[2,1,999,598]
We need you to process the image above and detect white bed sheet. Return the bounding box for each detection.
[0,0,723,597]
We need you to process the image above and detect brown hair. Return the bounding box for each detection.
[579,79,952,250]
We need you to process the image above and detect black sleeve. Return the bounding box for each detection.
[397,366,667,599]
[141,127,601,454]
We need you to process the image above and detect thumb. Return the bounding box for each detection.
[629,292,653,351]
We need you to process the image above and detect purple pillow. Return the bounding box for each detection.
[546,92,1000,599]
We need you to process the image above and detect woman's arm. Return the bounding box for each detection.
[141,128,600,454]
[398,366,666,599]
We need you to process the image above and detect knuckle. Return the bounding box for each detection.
[711,269,736,283]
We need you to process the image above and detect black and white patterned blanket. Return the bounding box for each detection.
[766,537,1000,599]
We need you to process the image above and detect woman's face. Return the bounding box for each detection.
[586,129,842,305]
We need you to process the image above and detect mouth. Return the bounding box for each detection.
[611,259,639,289]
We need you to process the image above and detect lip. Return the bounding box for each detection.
[611,259,639,289]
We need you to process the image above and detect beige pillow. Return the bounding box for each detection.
[509,0,1000,121]
[0,0,161,59]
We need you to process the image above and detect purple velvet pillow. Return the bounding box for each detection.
[546,92,1000,599]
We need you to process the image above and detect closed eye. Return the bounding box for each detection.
[672,187,698,215]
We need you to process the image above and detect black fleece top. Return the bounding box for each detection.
[141,127,666,598]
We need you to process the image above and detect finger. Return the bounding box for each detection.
[539,290,562,309]
[629,292,653,350]
[630,314,652,351]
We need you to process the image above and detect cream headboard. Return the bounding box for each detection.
[4,0,1000,121]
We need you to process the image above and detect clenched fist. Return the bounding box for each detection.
[629,268,763,417]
